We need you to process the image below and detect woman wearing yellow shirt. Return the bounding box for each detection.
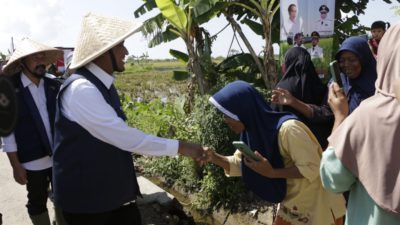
[206,81,345,225]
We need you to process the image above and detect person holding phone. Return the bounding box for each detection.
[205,80,345,225]
[272,37,377,147]
[336,36,377,115]
[321,23,400,225]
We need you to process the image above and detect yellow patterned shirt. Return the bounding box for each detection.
[225,119,346,225]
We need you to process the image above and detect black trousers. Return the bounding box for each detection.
[62,202,142,225]
[26,168,52,215]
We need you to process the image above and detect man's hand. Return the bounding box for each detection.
[328,82,349,119]
[271,88,295,106]
[243,151,275,178]
[12,164,27,185]
[177,142,208,164]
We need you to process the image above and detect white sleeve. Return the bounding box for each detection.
[61,79,179,156]
[1,133,18,152]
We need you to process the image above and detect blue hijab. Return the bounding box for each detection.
[336,37,377,113]
[209,81,297,203]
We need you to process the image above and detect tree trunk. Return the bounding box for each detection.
[225,13,269,87]
[182,32,206,96]
[262,17,278,90]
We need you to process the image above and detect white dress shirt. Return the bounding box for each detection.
[313,19,333,36]
[308,45,324,59]
[60,63,179,156]
[1,73,52,171]
[281,17,304,40]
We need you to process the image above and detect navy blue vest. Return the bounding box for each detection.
[11,74,59,163]
[53,68,140,213]
[241,115,295,203]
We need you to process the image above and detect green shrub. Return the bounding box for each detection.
[119,72,271,212]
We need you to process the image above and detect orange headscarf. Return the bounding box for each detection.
[328,23,400,216]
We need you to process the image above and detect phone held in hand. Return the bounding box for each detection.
[329,60,343,87]
[232,141,260,161]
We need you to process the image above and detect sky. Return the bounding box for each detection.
[0,0,399,59]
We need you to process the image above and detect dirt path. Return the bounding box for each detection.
[0,153,56,224]
[0,153,194,225]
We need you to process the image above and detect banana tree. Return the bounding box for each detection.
[219,0,280,90]
[134,0,223,95]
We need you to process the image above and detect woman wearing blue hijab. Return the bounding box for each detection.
[336,36,377,113]
[272,37,377,148]
[206,81,345,225]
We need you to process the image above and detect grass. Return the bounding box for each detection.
[115,60,189,102]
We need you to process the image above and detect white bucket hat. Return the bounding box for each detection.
[2,38,63,75]
[69,12,143,70]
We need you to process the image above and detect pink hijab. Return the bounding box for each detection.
[328,23,400,216]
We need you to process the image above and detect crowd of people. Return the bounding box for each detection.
[0,10,399,225]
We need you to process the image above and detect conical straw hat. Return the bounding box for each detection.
[2,38,63,75]
[69,12,143,70]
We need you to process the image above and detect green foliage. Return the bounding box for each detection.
[241,18,264,38]
[215,53,266,88]
[117,68,265,211]
[334,0,400,43]
[156,0,188,31]
[391,5,400,15]
[169,49,189,63]
[173,71,190,80]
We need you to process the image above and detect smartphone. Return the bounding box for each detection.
[232,141,260,161]
[329,60,343,87]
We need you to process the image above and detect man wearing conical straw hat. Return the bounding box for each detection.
[52,12,206,225]
[1,38,66,225]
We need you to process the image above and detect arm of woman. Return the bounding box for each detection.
[272,88,313,118]
[205,149,242,177]
[243,151,303,178]
[244,120,321,180]
[320,147,356,193]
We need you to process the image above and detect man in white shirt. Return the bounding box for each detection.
[1,38,65,225]
[313,5,334,37]
[307,31,324,59]
[281,4,304,42]
[293,32,306,49]
[52,12,205,225]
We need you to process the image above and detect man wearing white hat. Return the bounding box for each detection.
[1,38,65,225]
[53,12,205,225]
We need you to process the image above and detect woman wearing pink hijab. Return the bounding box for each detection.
[320,23,400,225]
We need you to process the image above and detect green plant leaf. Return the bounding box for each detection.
[134,0,157,18]
[172,70,190,80]
[169,49,189,63]
[156,0,187,31]
[241,18,264,38]
[191,0,217,17]
[148,27,179,48]
[217,53,261,72]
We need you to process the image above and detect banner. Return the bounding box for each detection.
[280,0,335,81]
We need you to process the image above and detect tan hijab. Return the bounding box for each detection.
[328,23,400,216]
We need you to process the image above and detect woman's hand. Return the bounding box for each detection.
[271,88,296,106]
[243,151,275,178]
[201,147,215,164]
[328,82,349,119]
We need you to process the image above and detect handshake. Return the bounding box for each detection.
[177,142,214,166]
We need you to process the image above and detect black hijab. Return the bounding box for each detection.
[277,47,327,105]
[276,47,330,148]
